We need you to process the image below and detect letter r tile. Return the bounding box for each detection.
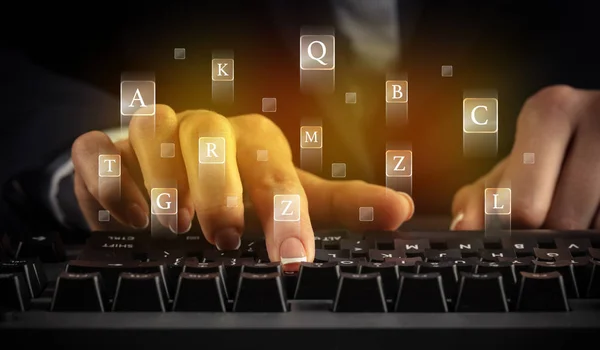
[199,137,226,164]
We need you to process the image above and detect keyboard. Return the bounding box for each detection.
[2,228,600,348]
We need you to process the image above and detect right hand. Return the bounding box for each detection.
[71,105,414,269]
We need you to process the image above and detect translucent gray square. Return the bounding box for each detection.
[441,65,453,77]
[174,48,186,60]
[345,92,357,104]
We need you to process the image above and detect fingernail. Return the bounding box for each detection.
[280,237,307,272]
[450,212,465,231]
[215,228,241,251]
[168,209,192,234]
[395,191,415,220]
[128,203,149,229]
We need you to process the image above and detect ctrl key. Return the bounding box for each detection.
[0,273,30,311]
[516,271,569,311]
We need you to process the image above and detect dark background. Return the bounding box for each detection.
[3,0,600,223]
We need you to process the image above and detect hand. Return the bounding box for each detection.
[71,105,414,269]
[451,85,600,230]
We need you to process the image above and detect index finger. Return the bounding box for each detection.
[230,115,315,270]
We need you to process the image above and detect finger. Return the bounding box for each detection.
[129,104,194,234]
[178,110,244,250]
[73,171,130,231]
[231,115,314,269]
[114,139,145,196]
[497,85,583,228]
[545,97,600,229]
[450,157,508,230]
[71,131,149,229]
[297,169,414,230]
[593,205,600,229]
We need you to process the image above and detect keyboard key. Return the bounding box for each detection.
[66,260,167,299]
[151,234,208,258]
[533,260,579,298]
[294,262,340,299]
[203,249,242,261]
[257,250,271,263]
[359,262,399,300]
[394,239,430,257]
[241,262,282,274]
[240,239,265,257]
[161,257,195,297]
[172,272,226,312]
[498,257,533,278]
[146,249,187,265]
[333,273,387,312]
[395,272,448,312]
[586,260,600,298]
[479,249,516,261]
[516,271,569,311]
[183,261,228,299]
[340,239,374,258]
[570,257,591,296]
[554,238,591,257]
[425,249,461,262]
[0,259,46,298]
[417,261,458,297]
[502,237,537,256]
[482,237,503,249]
[447,239,483,257]
[386,257,421,273]
[0,273,30,311]
[589,248,600,260]
[329,258,363,273]
[368,250,404,262]
[50,272,105,311]
[81,232,145,261]
[534,248,571,261]
[112,272,167,311]
[315,231,346,249]
[15,231,66,262]
[315,249,349,261]
[451,257,478,273]
[475,261,517,295]
[233,272,287,312]
[455,272,508,312]
[213,257,254,297]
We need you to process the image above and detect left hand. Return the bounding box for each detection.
[451,85,600,230]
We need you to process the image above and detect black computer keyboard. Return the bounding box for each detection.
[2,229,600,348]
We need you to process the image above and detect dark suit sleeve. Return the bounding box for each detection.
[0,49,121,232]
